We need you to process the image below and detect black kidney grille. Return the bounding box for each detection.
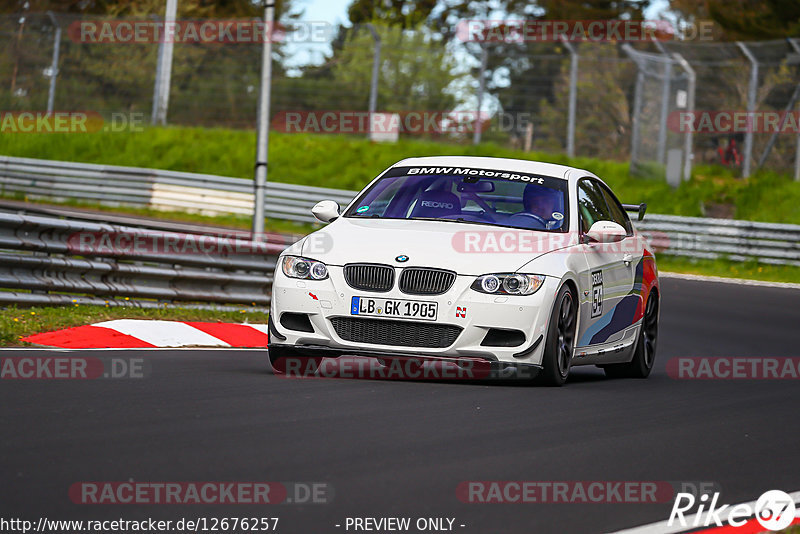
[344,263,394,292]
[399,268,456,295]
[330,317,462,348]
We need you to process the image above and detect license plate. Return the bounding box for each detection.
[350,296,438,321]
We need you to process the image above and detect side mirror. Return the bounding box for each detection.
[622,203,647,221]
[585,221,627,243]
[311,200,340,223]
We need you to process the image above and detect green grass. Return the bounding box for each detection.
[1,305,267,347]
[2,126,799,224]
[657,254,800,284]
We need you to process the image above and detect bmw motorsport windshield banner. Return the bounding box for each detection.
[383,165,567,188]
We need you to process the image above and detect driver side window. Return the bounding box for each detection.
[577,179,612,233]
[596,181,633,235]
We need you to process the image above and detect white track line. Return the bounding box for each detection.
[660,271,800,290]
[243,323,269,335]
[93,320,230,347]
[606,490,800,534]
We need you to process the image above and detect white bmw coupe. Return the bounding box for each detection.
[268,156,659,386]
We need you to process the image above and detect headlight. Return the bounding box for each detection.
[281,256,329,280]
[471,273,545,295]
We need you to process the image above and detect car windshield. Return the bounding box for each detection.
[344,166,569,232]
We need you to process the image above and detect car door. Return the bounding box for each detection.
[595,179,644,303]
[574,178,639,350]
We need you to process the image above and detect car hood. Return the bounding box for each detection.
[299,217,577,275]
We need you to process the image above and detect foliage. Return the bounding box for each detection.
[668,0,800,40]
[535,44,635,159]
[331,23,461,113]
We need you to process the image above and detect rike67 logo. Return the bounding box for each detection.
[669,489,797,531]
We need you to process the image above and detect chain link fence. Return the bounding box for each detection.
[1,13,799,180]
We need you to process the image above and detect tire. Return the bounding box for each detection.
[534,283,578,387]
[603,291,659,379]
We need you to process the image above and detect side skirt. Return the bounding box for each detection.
[570,322,640,366]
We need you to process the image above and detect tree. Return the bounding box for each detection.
[669,0,800,40]
[0,0,290,17]
[347,0,437,29]
[535,44,635,158]
[0,0,302,127]
[331,23,460,113]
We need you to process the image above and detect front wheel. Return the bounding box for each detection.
[603,291,659,379]
[535,284,577,387]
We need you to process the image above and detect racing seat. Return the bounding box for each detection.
[410,189,461,218]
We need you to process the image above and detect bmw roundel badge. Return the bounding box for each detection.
[395,255,409,263]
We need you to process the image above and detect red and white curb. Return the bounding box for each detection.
[22,320,268,349]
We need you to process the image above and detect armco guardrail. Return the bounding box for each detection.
[635,215,800,267]
[2,155,799,267]
[0,155,357,224]
[0,211,283,309]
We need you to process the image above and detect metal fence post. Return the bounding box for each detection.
[654,41,673,165]
[364,23,381,139]
[473,45,488,145]
[622,45,643,171]
[252,1,274,238]
[758,38,800,174]
[756,83,800,170]
[561,39,578,158]
[151,15,164,125]
[631,70,644,169]
[795,124,800,182]
[672,53,695,182]
[45,12,61,114]
[792,39,800,182]
[153,0,178,126]
[736,42,758,178]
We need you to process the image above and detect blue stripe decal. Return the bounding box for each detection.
[578,304,617,347]
[588,294,639,345]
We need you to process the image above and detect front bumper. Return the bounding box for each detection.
[270,265,559,366]
[267,342,542,381]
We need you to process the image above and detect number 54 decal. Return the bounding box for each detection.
[591,270,603,318]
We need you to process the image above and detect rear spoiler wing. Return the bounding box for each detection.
[622,203,647,221]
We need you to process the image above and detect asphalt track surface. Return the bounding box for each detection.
[1,277,799,534]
